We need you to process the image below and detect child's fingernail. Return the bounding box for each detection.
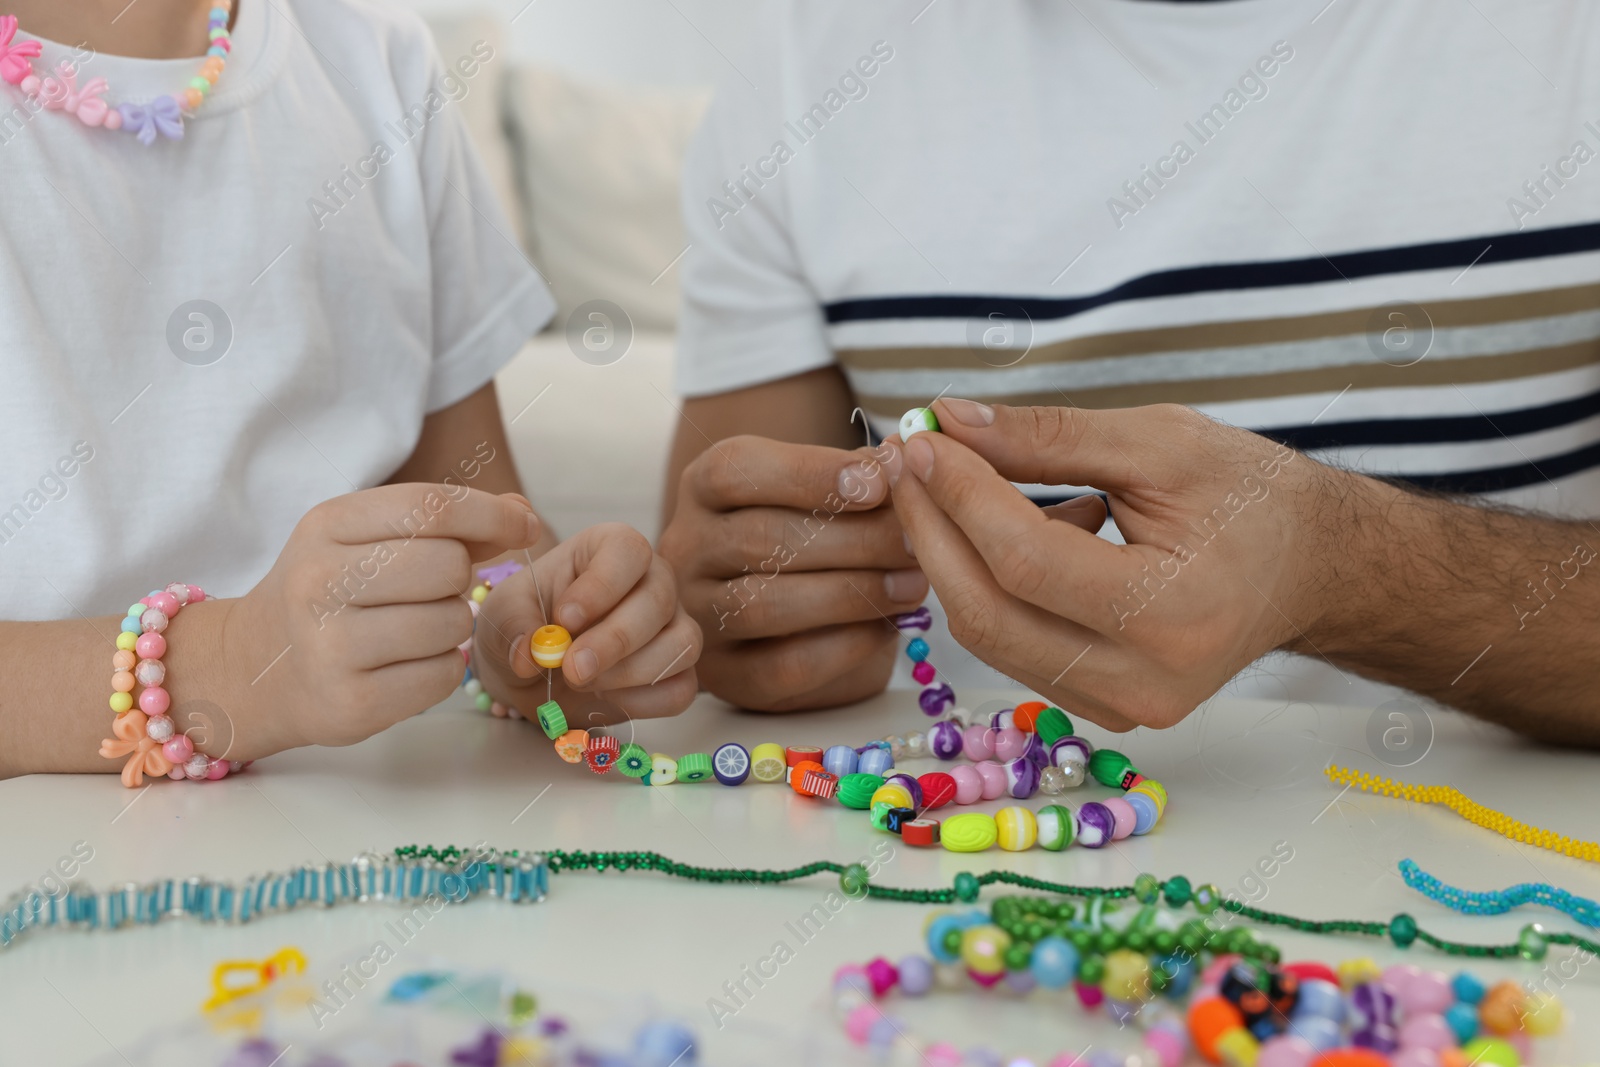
[571,647,598,684]
[902,531,915,558]
[906,436,934,481]
[526,512,541,543]
[940,398,995,426]
[508,633,528,669]
[559,603,586,631]
[884,567,926,602]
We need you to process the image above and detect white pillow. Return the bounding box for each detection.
[420,11,523,240]
[504,65,710,332]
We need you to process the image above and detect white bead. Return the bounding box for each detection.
[1039,766,1068,795]
[134,658,166,687]
[899,407,938,438]
[886,735,906,759]
[139,608,169,634]
[463,678,483,697]
[184,754,210,779]
[947,707,971,727]
[1058,761,1087,788]
[164,582,191,606]
[905,732,929,758]
[145,715,174,742]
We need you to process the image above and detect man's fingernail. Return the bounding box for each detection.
[902,531,915,558]
[941,398,994,427]
[525,512,542,543]
[559,603,586,631]
[884,567,927,602]
[907,436,935,481]
[571,647,598,684]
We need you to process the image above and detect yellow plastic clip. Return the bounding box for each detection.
[202,946,307,1012]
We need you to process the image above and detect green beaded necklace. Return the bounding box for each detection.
[394,845,1600,961]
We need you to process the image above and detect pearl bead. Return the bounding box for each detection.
[905,732,929,758]
[139,608,169,634]
[145,715,175,742]
[1057,761,1087,788]
[164,582,191,606]
[185,754,210,779]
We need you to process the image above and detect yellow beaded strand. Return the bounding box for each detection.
[1324,765,1600,864]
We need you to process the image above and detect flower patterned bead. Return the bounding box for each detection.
[553,729,589,763]
[994,807,1038,851]
[1035,804,1077,850]
[586,734,620,773]
[928,720,964,759]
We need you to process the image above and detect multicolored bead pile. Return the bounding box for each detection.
[834,888,1565,1067]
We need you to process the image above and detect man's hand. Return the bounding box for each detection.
[887,399,1343,732]
[659,436,929,710]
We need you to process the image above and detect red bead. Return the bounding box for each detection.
[585,734,620,774]
[1282,961,1340,987]
[902,819,940,846]
[917,772,957,809]
[785,745,823,767]
[796,767,838,799]
[911,660,936,685]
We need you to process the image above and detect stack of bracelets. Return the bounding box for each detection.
[834,889,1562,1066]
[98,583,249,787]
[462,579,1168,855]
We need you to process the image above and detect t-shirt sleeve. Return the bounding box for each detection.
[413,45,555,413]
[674,61,835,398]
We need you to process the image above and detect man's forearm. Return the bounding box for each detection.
[1294,469,1600,745]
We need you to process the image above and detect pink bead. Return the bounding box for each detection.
[925,1044,963,1067]
[1048,1056,1086,1067]
[489,702,508,718]
[1397,1013,1453,1051]
[1508,1032,1532,1059]
[844,1003,878,1044]
[138,686,170,715]
[20,74,39,94]
[1390,1051,1440,1067]
[187,585,206,602]
[1072,981,1104,1008]
[1102,797,1137,840]
[992,727,1026,761]
[911,660,936,685]
[967,969,1003,988]
[135,632,166,659]
[102,108,122,130]
[148,592,180,617]
[164,582,191,605]
[1398,969,1453,1015]
[139,608,169,633]
[832,963,867,986]
[162,734,194,763]
[167,766,186,780]
[1257,1036,1316,1067]
[1143,1029,1186,1067]
[205,758,229,780]
[864,957,898,996]
[974,760,1007,800]
[960,724,993,761]
[134,658,166,687]
[948,765,983,805]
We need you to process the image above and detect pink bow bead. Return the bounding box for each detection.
[99,710,173,788]
[0,15,41,86]
[30,61,109,126]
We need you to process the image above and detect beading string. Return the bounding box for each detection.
[1401,858,1600,927]
[1324,765,1600,864]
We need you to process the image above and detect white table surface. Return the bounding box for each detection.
[3,689,1598,1065]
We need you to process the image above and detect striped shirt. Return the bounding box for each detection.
[674,0,1600,704]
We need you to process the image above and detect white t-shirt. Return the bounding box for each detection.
[674,0,1600,707]
[0,0,553,620]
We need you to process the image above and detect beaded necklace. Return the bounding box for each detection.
[0,3,234,144]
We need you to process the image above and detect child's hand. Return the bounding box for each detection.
[472,523,702,729]
[216,484,541,756]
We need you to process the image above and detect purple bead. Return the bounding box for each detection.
[918,682,956,716]
[1050,736,1093,768]
[1004,969,1036,995]
[928,720,965,760]
[1020,733,1047,767]
[988,708,1014,730]
[1349,982,1401,1052]
[893,607,932,633]
[1086,1050,1124,1067]
[1005,758,1040,799]
[886,773,923,809]
[898,955,934,996]
[1076,802,1115,848]
[858,747,894,777]
[962,1048,1003,1067]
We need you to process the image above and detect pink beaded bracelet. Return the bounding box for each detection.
[99,583,245,787]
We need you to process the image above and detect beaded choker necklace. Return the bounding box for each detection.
[0,3,233,144]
